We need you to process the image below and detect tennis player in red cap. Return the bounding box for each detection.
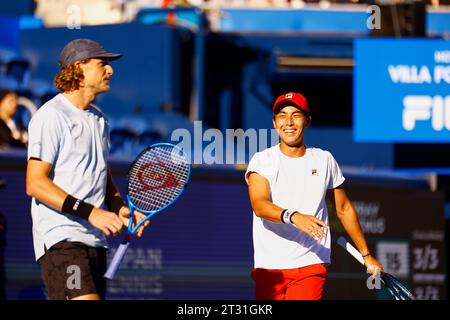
[245,92,383,300]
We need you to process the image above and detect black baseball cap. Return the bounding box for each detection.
[58,38,123,68]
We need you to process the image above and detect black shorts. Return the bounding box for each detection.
[38,241,107,300]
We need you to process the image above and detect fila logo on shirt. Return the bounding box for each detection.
[311,169,318,176]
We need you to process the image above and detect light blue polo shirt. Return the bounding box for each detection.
[27,93,109,261]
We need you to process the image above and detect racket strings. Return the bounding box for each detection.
[130,164,185,209]
[129,159,187,210]
[128,145,189,212]
[381,273,415,300]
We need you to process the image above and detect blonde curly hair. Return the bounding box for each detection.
[53,59,89,92]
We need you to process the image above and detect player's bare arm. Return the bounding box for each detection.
[248,171,286,222]
[26,159,124,236]
[248,171,328,239]
[329,185,384,274]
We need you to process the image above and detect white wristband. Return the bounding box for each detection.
[281,209,296,225]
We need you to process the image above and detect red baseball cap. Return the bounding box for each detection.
[272,92,310,115]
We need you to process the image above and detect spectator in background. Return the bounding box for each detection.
[0,89,27,149]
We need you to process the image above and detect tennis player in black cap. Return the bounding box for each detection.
[26,38,149,300]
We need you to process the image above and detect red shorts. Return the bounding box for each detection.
[251,263,327,300]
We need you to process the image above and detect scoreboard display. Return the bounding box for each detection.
[325,184,446,300]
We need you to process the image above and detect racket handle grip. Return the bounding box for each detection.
[104,237,132,280]
[337,236,365,265]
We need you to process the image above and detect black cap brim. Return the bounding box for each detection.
[93,52,123,61]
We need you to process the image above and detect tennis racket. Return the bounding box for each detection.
[104,143,191,280]
[337,236,415,300]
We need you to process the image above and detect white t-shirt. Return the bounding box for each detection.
[27,93,110,261]
[245,144,345,269]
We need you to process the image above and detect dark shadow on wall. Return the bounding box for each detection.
[203,33,261,130]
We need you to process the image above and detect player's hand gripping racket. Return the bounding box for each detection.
[104,143,191,280]
[337,236,415,300]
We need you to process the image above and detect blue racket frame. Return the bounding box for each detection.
[104,143,191,280]
[337,236,415,300]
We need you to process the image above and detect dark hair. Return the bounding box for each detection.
[273,103,310,117]
[0,89,17,104]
